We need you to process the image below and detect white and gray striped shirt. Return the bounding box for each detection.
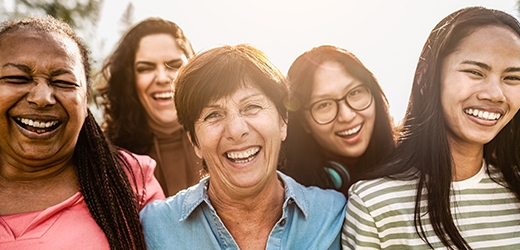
[342,162,520,249]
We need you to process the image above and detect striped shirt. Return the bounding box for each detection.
[342,162,520,249]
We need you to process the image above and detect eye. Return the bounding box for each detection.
[243,104,262,115]
[165,60,183,71]
[504,75,520,84]
[314,100,333,110]
[203,111,223,121]
[0,75,32,84]
[135,65,155,73]
[462,69,483,77]
[52,80,79,88]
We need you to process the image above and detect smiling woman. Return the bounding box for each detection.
[342,6,520,249]
[0,16,164,249]
[98,17,203,197]
[140,44,347,250]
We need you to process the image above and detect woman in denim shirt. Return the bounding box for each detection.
[140,44,347,249]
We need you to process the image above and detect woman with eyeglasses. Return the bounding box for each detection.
[281,45,395,196]
[97,18,203,197]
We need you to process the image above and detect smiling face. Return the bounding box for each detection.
[134,33,187,128]
[304,61,375,158]
[192,84,287,194]
[0,29,88,167]
[441,25,520,150]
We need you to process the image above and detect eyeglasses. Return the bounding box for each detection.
[305,86,372,125]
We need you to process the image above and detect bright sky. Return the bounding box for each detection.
[97,0,519,124]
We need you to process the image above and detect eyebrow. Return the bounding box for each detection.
[2,63,31,73]
[461,60,520,73]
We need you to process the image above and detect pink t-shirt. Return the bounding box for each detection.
[0,151,165,249]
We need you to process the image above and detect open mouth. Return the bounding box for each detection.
[225,147,261,164]
[15,117,61,134]
[464,108,502,121]
[152,91,173,101]
[336,124,362,137]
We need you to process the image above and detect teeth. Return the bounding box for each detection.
[153,92,173,99]
[17,118,59,128]
[464,108,501,121]
[226,147,260,161]
[337,124,362,136]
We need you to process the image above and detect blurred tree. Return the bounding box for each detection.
[119,2,134,35]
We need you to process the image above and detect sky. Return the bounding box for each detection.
[96,0,518,124]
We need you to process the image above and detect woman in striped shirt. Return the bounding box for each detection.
[342,6,520,249]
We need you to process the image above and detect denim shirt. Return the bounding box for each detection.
[140,171,346,250]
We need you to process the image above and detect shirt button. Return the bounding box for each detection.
[280,219,286,226]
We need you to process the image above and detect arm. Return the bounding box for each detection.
[342,191,381,250]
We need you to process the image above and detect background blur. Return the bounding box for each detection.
[0,0,518,124]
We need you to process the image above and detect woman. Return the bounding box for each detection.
[0,16,164,249]
[282,45,395,196]
[140,44,347,249]
[98,17,202,196]
[343,6,520,249]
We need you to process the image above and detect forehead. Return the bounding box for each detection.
[136,33,185,59]
[0,29,85,76]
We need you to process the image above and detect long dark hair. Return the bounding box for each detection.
[0,16,147,249]
[98,17,194,154]
[371,7,520,249]
[282,45,395,190]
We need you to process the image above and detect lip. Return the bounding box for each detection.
[149,90,174,107]
[463,106,504,126]
[335,123,363,144]
[12,115,63,140]
[223,146,261,168]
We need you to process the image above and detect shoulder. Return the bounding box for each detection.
[281,172,346,214]
[348,177,418,208]
[118,149,165,206]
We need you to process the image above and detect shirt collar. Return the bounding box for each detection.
[179,171,309,221]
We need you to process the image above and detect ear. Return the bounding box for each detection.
[280,113,288,142]
[186,131,202,158]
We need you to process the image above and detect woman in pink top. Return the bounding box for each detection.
[0,16,164,249]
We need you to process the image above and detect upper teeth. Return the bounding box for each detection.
[227,147,260,160]
[464,109,501,121]
[17,118,58,128]
[153,92,173,99]
[337,124,362,136]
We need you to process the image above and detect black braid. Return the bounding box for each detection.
[73,110,146,250]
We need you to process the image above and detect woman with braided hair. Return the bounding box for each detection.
[0,16,164,249]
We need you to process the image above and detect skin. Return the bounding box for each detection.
[191,83,287,249]
[134,33,187,133]
[0,29,87,213]
[304,60,376,159]
[441,25,520,180]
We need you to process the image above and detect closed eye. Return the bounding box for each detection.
[0,75,32,84]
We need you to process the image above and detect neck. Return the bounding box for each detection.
[147,117,182,136]
[449,138,484,181]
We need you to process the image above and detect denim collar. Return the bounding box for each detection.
[179,171,309,221]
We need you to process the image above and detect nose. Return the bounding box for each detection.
[225,113,250,141]
[26,80,56,108]
[156,66,176,85]
[477,77,506,103]
[336,100,356,123]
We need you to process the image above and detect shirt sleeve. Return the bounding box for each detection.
[119,150,166,210]
[342,189,381,250]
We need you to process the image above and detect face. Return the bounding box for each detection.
[0,29,88,167]
[441,25,520,149]
[192,84,287,194]
[304,61,376,158]
[134,33,187,127]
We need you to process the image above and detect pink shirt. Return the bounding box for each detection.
[0,151,165,249]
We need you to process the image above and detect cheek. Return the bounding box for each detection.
[135,74,151,96]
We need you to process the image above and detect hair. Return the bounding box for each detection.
[0,16,146,249]
[281,45,395,190]
[174,44,289,171]
[98,17,195,154]
[370,6,520,249]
